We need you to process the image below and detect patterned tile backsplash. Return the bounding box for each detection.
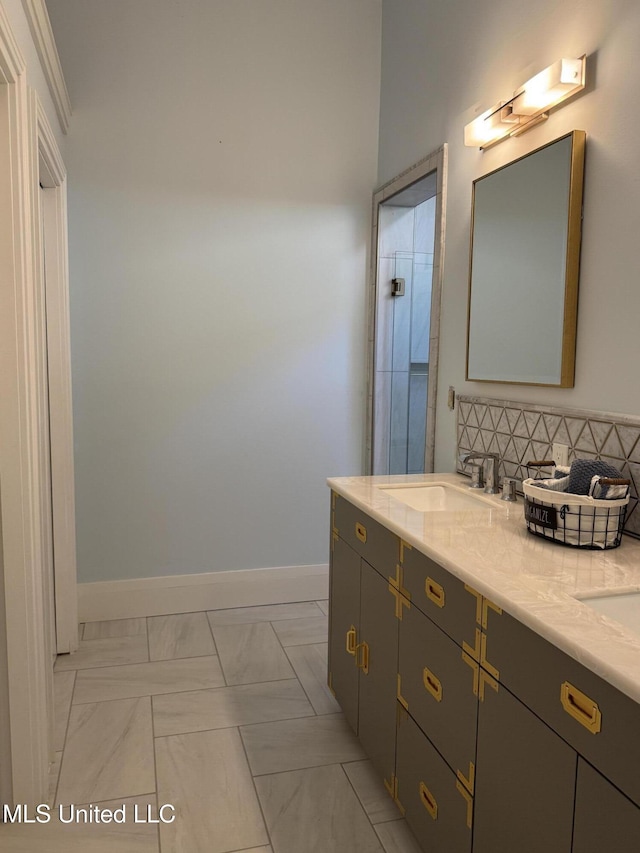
[456,395,640,539]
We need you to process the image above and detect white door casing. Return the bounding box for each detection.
[37,99,78,656]
[366,145,448,475]
[0,3,76,806]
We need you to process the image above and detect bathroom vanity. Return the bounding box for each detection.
[327,474,640,853]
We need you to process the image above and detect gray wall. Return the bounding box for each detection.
[379,0,640,471]
[47,0,382,582]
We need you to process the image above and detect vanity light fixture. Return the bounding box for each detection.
[464,56,586,149]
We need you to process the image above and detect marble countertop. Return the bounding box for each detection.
[327,473,640,704]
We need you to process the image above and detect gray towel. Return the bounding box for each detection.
[567,459,622,496]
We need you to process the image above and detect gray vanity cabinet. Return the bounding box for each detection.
[328,491,640,853]
[473,677,576,853]
[572,759,640,853]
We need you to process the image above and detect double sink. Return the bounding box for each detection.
[377,480,640,638]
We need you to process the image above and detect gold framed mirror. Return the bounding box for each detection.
[466,130,586,387]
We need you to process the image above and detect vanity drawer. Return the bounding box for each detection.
[398,603,478,783]
[332,495,399,577]
[482,607,640,808]
[401,546,480,650]
[396,709,473,853]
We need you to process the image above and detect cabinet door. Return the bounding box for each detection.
[396,709,473,853]
[573,759,640,853]
[357,560,399,784]
[473,678,576,853]
[329,536,361,733]
[482,607,640,808]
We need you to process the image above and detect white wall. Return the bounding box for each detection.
[379,0,640,471]
[46,0,381,583]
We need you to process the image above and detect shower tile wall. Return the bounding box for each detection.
[374,200,435,475]
[456,395,640,539]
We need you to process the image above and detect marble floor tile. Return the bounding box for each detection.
[83,618,147,640]
[56,697,155,805]
[152,678,314,737]
[343,760,402,824]
[48,751,62,807]
[230,849,271,853]
[207,601,322,626]
[285,642,340,715]
[241,713,364,776]
[73,656,225,704]
[271,614,328,647]
[316,600,329,615]
[53,670,75,751]
[54,634,149,671]
[147,612,215,661]
[212,622,294,685]
[374,820,423,853]
[155,728,268,853]
[0,795,159,852]
[255,764,382,853]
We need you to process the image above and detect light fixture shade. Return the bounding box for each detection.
[463,101,518,148]
[511,57,585,116]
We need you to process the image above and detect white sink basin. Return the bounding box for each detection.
[578,591,640,635]
[377,482,495,513]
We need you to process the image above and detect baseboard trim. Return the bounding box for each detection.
[78,564,330,622]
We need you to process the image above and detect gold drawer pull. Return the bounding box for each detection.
[426,577,445,608]
[560,681,602,734]
[355,522,367,543]
[419,782,438,820]
[345,626,357,656]
[355,640,369,674]
[423,667,443,702]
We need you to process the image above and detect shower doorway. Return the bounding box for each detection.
[367,146,447,475]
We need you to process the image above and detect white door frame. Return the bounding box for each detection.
[365,145,448,475]
[37,100,78,656]
[0,3,75,806]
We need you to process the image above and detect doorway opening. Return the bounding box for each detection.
[366,146,447,475]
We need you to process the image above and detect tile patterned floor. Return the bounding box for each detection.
[1,601,422,853]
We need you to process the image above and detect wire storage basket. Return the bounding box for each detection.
[522,462,630,550]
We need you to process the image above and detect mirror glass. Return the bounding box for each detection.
[466,130,585,386]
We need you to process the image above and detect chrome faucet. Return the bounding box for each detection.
[463,452,500,495]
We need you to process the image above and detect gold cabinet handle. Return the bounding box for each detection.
[425,577,445,608]
[355,641,369,674]
[560,681,602,734]
[355,522,367,543]
[419,782,438,820]
[423,667,443,702]
[345,626,357,656]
